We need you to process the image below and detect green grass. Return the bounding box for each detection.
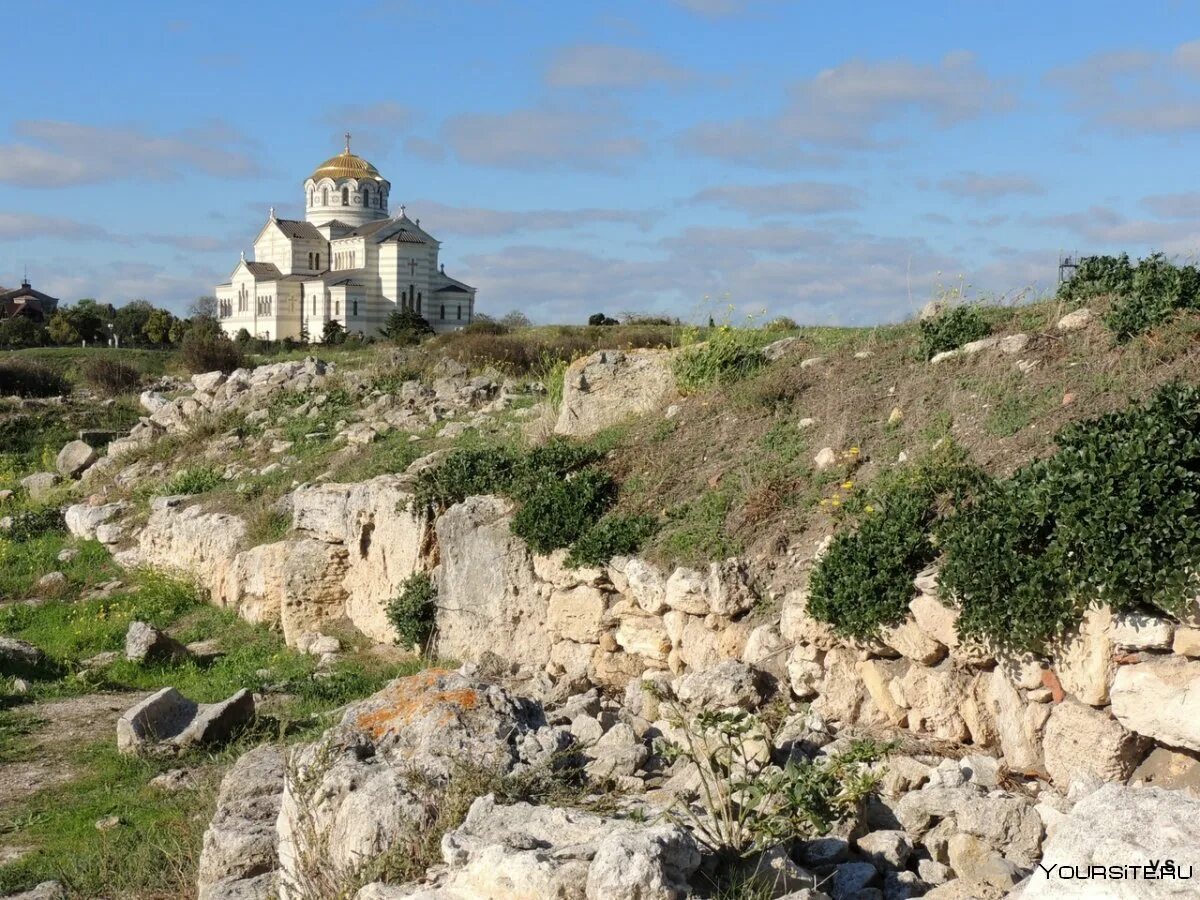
[0,535,117,603]
[654,489,742,565]
[3,347,180,382]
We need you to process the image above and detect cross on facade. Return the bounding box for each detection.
[408,259,418,275]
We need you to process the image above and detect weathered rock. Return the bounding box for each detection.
[1110,655,1200,752]
[0,637,44,671]
[895,663,973,742]
[748,845,819,896]
[197,746,285,900]
[780,589,838,648]
[3,882,67,900]
[20,471,59,501]
[130,501,249,597]
[34,571,67,596]
[555,349,678,438]
[117,687,254,755]
[831,861,878,898]
[64,504,129,540]
[1056,308,1092,331]
[981,670,1042,772]
[857,659,908,727]
[1054,606,1114,706]
[193,371,228,392]
[421,793,701,900]
[276,670,547,892]
[291,475,429,643]
[1021,784,1200,898]
[124,621,191,664]
[55,440,98,478]
[675,660,765,709]
[584,722,649,778]
[1042,699,1147,789]
[1110,612,1174,650]
[813,648,869,725]
[856,830,912,869]
[946,834,1022,889]
[435,496,552,669]
[1173,626,1200,657]
[786,644,824,700]
[881,619,946,665]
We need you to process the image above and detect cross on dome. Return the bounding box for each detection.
[344,132,351,154]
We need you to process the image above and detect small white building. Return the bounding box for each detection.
[215,136,476,341]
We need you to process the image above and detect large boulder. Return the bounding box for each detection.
[291,476,430,642]
[124,621,191,664]
[1042,700,1147,789]
[197,746,285,900]
[1110,655,1200,752]
[130,500,248,593]
[555,349,677,438]
[117,687,254,755]
[56,440,98,478]
[1020,784,1200,898]
[276,670,548,895]
[20,471,59,502]
[434,496,552,669]
[65,501,128,540]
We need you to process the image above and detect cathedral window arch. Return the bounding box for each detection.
[308,189,313,207]
[440,304,445,320]
[457,305,462,320]
[353,300,358,317]
[342,187,349,206]
[362,187,371,208]
[322,188,328,206]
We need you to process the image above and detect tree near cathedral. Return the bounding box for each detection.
[382,308,434,346]
[47,312,81,345]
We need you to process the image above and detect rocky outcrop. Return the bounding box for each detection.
[275,670,550,896]
[555,349,677,438]
[291,475,430,643]
[357,794,702,900]
[197,746,285,900]
[55,440,97,478]
[1021,784,1200,898]
[434,496,553,668]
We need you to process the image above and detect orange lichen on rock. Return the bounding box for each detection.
[352,669,482,740]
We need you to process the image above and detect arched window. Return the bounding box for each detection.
[342,187,349,206]
[362,187,371,208]
[353,300,358,317]
[457,305,462,320]
[322,188,328,205]
[440,304,446,320]
[335,300,340,315]
[417,292,422,313]
[308,190,313,206]
[312,297,317,314]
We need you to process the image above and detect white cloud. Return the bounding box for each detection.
[545,44,695,89]
[1047,43,1200,135]
[679,52,1012,166]
[937,171,1044,200]
[439,106,646,171]
[0,120,262,188]
[408,200,658,235]
[689,181,861,215]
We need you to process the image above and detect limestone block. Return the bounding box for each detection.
[1111,655,1200,752]
[1054,606,1114,706]
[554,349,678,438]
[881,618,947,665]
[548,585,607,644]
[1042,700,1148,789]
[1110,611,1174,650]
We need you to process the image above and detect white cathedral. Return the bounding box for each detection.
[215,136,476,341]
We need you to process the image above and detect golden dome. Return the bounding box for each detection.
[309,135,384,182]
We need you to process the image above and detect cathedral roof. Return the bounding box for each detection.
[244,261,283,278]
[273,219,324,241]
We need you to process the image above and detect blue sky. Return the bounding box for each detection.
[3,0,1200,325]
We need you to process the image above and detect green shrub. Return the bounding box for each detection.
[81,357,141,396]
[808,446,982,639]
[940,383,1200,648]
[807,482,939,639]
[412,446,519,508]
[917,305,990,360]
[387,572,437,649]
[673,328,766,392]
[763,316,798,332]
[6,506,66,542]
[180,321,244,373]
[1058,253,1135,302]
[162,466,223,496]
[566,514,658,568]
[382,308,435,345]
[511,470,616,554]
[1105,253,1192,341]
[0,360,69,398]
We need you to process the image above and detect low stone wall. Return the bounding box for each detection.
[432,496,1200,794]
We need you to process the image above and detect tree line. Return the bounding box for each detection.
[0,296,222,350]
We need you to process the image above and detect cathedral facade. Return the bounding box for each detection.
[215,137,476,341]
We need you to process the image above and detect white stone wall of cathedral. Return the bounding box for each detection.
[304,177,390,229]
